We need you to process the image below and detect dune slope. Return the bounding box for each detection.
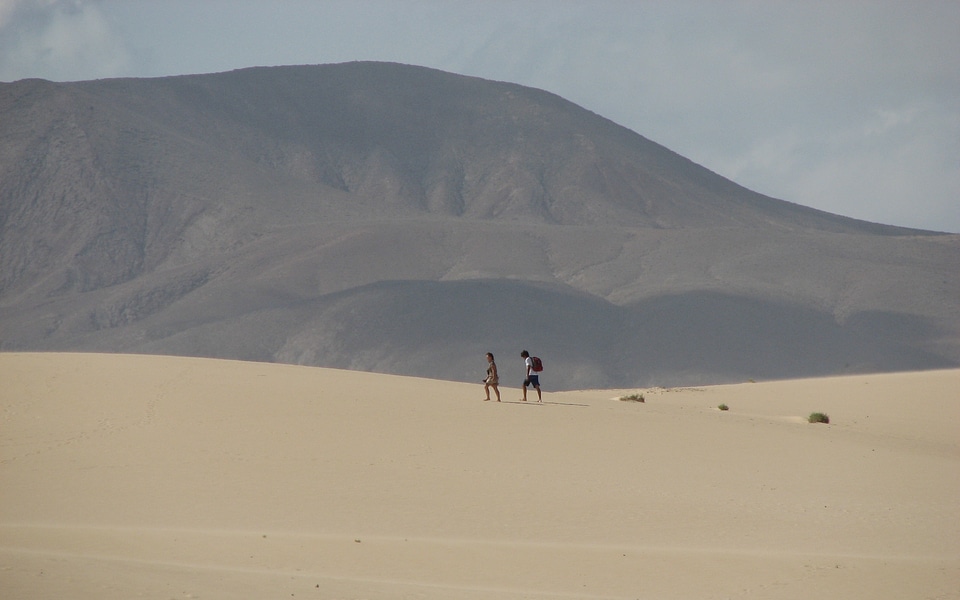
[1,353,958,599]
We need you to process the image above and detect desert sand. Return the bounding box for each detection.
[1,352,957,599]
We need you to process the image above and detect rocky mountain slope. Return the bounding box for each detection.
[2,62,958,389]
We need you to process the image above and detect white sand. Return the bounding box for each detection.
[2,352,958,599]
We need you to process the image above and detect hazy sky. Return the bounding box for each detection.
[2,0,958,232]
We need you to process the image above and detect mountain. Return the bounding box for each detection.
[2,61,958,389]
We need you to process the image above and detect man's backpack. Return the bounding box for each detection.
[531,356,543,372]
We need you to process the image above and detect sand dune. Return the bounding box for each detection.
[2,352,958,599]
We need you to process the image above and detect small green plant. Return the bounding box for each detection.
[808,412,830,424]
[718,404,729,411]
[620,393,645,403]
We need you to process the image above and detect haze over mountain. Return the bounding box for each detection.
[2,62,958,389]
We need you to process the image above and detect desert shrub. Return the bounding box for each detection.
[808,412,830,424]
[620,393,645,403]
[718,404,729,411]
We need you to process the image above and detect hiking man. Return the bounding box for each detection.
[520,350,542,403]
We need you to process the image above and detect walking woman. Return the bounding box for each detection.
[483,352,500,401]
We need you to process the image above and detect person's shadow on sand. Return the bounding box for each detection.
[498,400,588,407]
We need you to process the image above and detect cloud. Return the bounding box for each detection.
[0,0,21,27]
[499,1,960,232]
[0,0,130,82]
[794,103,960,232]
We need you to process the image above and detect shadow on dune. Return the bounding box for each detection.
[120,279,954,390]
